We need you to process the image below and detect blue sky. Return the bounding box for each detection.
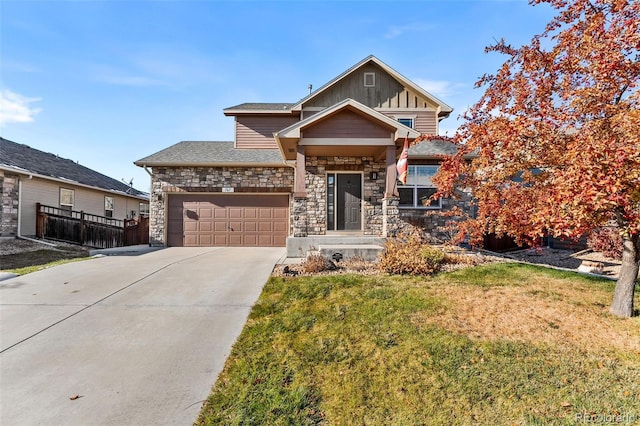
[1,0,556,193]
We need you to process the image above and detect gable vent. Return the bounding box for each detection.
[364,72,375,87]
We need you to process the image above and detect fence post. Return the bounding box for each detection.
[80,211,86,245]
[36,203,42,238]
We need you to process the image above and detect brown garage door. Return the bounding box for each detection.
[167,194,289,247]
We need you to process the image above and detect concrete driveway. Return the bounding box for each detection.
[0,247,284,425]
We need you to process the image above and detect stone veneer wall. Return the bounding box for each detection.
[1,171,19,238]
[149,166,294,246]
[396,190,475,244]
[302,156,387,236]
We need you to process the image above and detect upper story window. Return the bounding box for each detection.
[60,188,74,212]
[398,165,441,209]
[105,196,114,217]
[364,72,375,87]
[397,117,415,129]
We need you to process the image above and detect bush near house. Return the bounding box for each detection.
[378,233,446,275]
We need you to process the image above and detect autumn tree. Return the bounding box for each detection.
[433,0,640,317]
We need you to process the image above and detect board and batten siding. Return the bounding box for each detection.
[303,110,392,139]
[19,177,147,236]
[303,63,441,111]
[235,116,299,149]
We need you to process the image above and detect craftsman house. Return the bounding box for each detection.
[1,138,149,239]
[135,56,473,256]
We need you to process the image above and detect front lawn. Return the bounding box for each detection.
[197,264,640,425]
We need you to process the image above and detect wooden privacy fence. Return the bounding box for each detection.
[124,216,149,246]
[36,203,148,249]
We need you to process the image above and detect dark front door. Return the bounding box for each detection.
[336,174,361,231]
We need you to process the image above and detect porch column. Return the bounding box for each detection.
[384,145,397,198]
[294,145,306,197]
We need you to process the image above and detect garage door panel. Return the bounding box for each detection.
[229,208,243,219]
[168,195,289,247]
[244,208,258,219]
[273,208,287,219]
[244,235,258,246]
[199,208,213,219]
[184,222,198,232]
[259,222,273,232]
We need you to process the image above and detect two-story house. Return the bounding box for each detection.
[135,56,472,256]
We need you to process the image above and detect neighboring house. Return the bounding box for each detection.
[135,56,474,255]
[0,138,149,238]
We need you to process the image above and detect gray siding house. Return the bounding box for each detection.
[135,56,472,255]
[1,138,149,238]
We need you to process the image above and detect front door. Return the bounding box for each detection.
[336,174,361,231]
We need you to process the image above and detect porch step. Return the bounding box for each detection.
[286,235,385,258]
[317,244,384,262]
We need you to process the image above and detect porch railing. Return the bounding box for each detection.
[36,203,129,249]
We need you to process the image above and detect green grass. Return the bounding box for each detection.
[196,264,640,426]
[5,256,90,276]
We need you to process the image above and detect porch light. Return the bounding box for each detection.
[370,171,378,180]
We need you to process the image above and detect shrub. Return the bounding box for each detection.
[587,227,623,260]
[301,253,333,274]
[378,233,446,275]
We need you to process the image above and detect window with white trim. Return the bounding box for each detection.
[105,196,114,218]
[397,117,415,129]
[60,188,74,212]
[398,165,441,209]
[139,202,149,216]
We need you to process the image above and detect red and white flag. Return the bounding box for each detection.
[396,135,409,185]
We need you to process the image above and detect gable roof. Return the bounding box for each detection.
[134,141,286,167]
[0,138,148,198]
[291,55,454,117]
[275,98,421,140]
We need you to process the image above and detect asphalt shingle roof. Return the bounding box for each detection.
[134,141,285,166]
[409,139,476,159]
[0,137,148,198]
[223,103,294,112]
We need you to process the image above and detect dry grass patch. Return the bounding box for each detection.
[419,264,640,354]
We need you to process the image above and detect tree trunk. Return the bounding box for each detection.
[610,233,640,317]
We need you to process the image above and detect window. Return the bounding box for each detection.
[139,202,149,216]
[105,196,114,217]
[398,165,441,209]
[397,117,415,129]
[60,188,74,213]
[364,72,375,87]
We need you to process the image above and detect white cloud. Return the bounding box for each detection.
[0,89,42,125]
[384,22,436,39]
[413,78,468,99]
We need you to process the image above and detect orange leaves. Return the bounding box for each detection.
[434,0,639,245]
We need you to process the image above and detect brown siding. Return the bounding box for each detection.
[380,110,437,135]
[303,110,391,139]
[304,63,440,110]
[235,116,299,149]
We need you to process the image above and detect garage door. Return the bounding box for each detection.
[167,194,289,247]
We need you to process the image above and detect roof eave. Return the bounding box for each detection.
[0,164,149,201]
